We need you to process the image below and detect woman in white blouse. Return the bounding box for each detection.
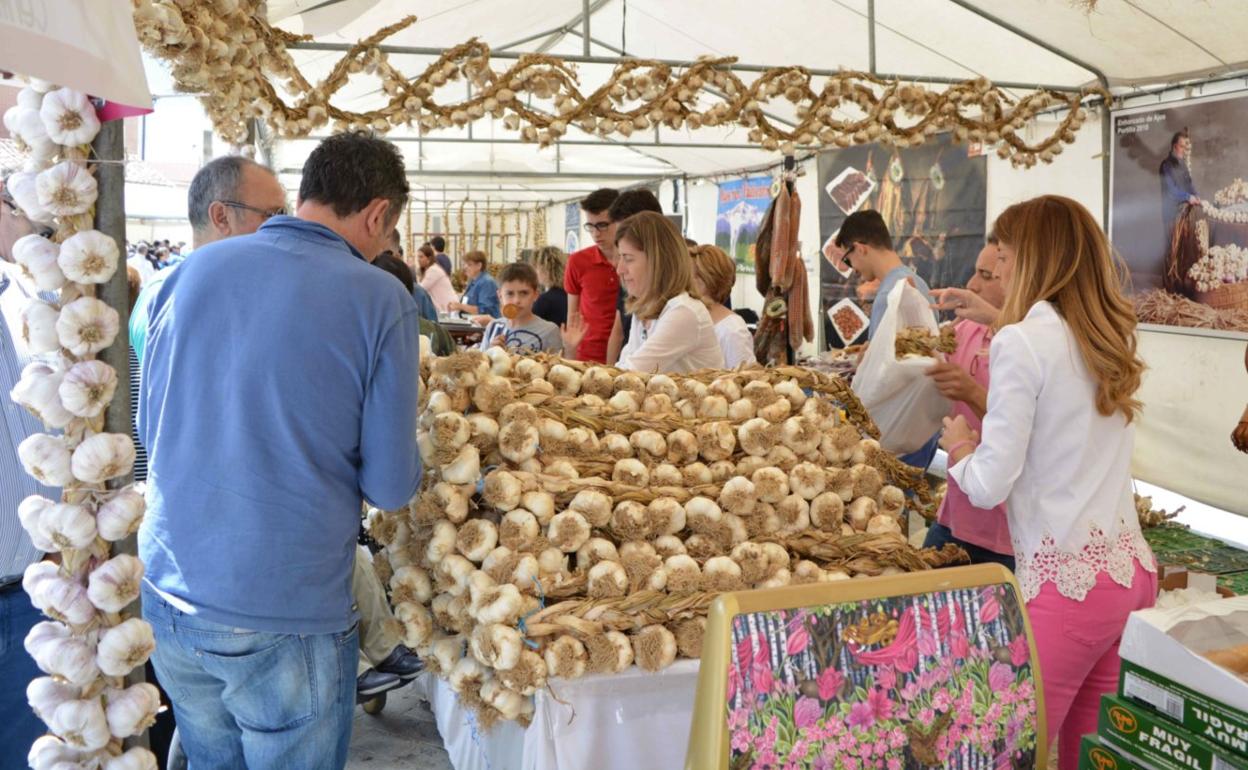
[689,244,758,369]
[941,195,1155,770]
[598,211,723,374]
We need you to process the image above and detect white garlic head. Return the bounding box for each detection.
[12,233,66,292]
[97,618,156,676]
[58,229,119,284]
[18,433,75,486]
[104,682,162,739]
[569,489,612,527]
[87,553,144,613]
[10,362,73,428]
[39,88,101,146]
[36,161,98,216]
[96,486,146,541]
[48,698,111,752]
[56,296,120,358]
[58,359,119,418]
[751,467,790,503]
[70,431,135,483]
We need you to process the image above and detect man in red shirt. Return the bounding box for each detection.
[563,188,621,362]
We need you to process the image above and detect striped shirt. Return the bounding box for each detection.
[0,262,58,580]
[128,346,147,484]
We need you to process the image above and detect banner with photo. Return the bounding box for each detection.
[817,134,987,349]
[716,175,775,274]
[564,201,581,254]
[1110,92,1248,334]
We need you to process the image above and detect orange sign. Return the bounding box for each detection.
[1109,706,1139,734]
[1089,747,1120,770]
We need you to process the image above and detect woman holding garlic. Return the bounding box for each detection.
[939,195,1156,770]
[595,211,724,374]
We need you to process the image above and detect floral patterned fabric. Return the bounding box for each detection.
[727,585,1038,769]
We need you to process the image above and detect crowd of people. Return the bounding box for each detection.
[3,126,1246,770]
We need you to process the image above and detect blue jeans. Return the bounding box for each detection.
[1,585,46,770]
[142,587,357,770]
[923,522,1016,572]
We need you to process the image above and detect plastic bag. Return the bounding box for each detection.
[851,279,949,454]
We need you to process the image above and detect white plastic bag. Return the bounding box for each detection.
[851,279,949,454]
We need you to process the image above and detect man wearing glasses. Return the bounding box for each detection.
[130,156,288,360]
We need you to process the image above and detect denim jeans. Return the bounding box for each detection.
[922,522,1017,572]
[142,586,357,770]
[1,585,46,770]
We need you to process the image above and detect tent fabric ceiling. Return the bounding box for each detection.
[265,0,1248,205]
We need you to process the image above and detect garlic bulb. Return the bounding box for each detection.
[708,377,741,402]
[426,520,458,563]
[737,417,777,456]
[497,421,539,463]
[499,509,540,550]
[96,486,146,541]
[456,519,499,562]
[473,374,514,413]
[58,230,119,284]
[448,656,486,693]
[604,630,635,672]
[588,560,628,598]
[431,482,470,523]
[18,497,58,552]
[485,345,512,375]
[537,547,568,576]
[751,467,790,503]
[27,676,79,723]
[867,514,902,536]
[471,623,522,671]
[57,297,120,357]
[641,393,673,415]
[775,379,807,409]
[612,457,649,487]
[97,618,156,676]
[70,431,134,483]
[547,364,584,396]
[728,398,757,422]
[21,300,62,354]
[851,463,884,500]
[467,413,499,451]
[682,462,713,487]
[104,682,161,738]
[703,555,745,591]
[104,748,160,770]
[759,397,792,423]
[38,502,96,551]
[474,582,523,626]
[577,537,620,569]
[29,630,101,687]
[48,699,111,751]
[520,490,555,525]
[513,357,547,382]
[718,476,757,516]
[698,394,729,419]
[607,389,640,413]
[648,497,686,535]
[12,233,66,291]
[37,161,98,216]
[847,497,878,531]
[629,429,666,461]
[708,460,736,482]
[610,500,649,541]
[396,602,434,648]
[810,492,845,530]
[632,624,678,672]
[696,421,736,461]
[852,438,881,466]
[7,170,53,224]
[483,469,523,511]
[438,556,475,596]
[602,432,633,459]
[782,416,821,455]
[545,635,588,679]
[431,411,471,453]
[19,433,74,486]
[389,566,433,605]
[28,735,95,770]
[11,362,73,429]
[775,495,812,535]
[57,359,118,419]
[653,535,687,558]
[731,542,770,583]
[548,510,591,553]
[14,102,52,149]
[664,554,702,593]
[40,88,101,146]
[828,467,856,502]
[878,485,906,516]
[580,366,614,397]
[87,554,144,612]
[789,462,827,500]
[441,444,480,485]
[684,496,723,529]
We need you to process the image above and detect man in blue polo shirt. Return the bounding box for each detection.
[138,132,422,770]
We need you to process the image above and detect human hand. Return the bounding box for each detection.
[1234,406,1248,453]
[1189,195,1201,206]
[447,301,463,312]
[931,287,1000,326]
[927,361,984,406]
[561,313,586,357]
[939,415,979,455]
[490,333,507,349]
[470,314,493,327]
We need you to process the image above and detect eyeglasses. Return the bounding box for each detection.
[219,200,287,220]
[583,222,612,233]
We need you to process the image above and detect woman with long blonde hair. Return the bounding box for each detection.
[689,244,757,368]
[941,195,1155,770]
[598,212,723,373]
[530,245,568,326]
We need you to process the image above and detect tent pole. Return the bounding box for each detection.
[92,117,149,750]
[867,0,876,74]
[1102,105,1111,227]
[582,0,591,56]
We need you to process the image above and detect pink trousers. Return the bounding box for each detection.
[1026,560,1157,770]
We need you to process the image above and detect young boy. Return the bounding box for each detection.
[479,263,564,354]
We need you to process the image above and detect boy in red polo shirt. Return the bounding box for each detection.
[564,188,620,362]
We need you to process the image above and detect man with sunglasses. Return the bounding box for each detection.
[0,174,61,769]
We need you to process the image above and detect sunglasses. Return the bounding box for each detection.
[219,200,287,220]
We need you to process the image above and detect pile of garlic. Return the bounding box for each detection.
[5,79,159,770]
[366,350,937,727]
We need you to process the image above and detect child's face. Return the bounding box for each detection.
[499,280,537,316]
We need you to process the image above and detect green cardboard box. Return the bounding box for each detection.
[1077,735,1149,770]
[1120,659,1248,756]
[1098,694,1248,770]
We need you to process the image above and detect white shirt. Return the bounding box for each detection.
[948,301,1154,603]
[714,312,757,369]
[618,293,725,374]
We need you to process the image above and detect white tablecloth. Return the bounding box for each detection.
[420,660,702,770]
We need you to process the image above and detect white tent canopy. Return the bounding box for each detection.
[259,0,1248,206]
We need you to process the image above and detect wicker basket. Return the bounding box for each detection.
[1196,281,1248,311]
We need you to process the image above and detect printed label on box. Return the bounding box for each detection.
[1100,695,1248,770]
[1120,661,1248,756]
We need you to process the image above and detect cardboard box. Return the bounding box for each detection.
[1119,596,1248,715]
[1098,695,1248,770]
[1159,567,1235,598]
[1077,735,1150,770]
[1120,659,1248,757]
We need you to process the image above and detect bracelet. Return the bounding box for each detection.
[945,440,976,458]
